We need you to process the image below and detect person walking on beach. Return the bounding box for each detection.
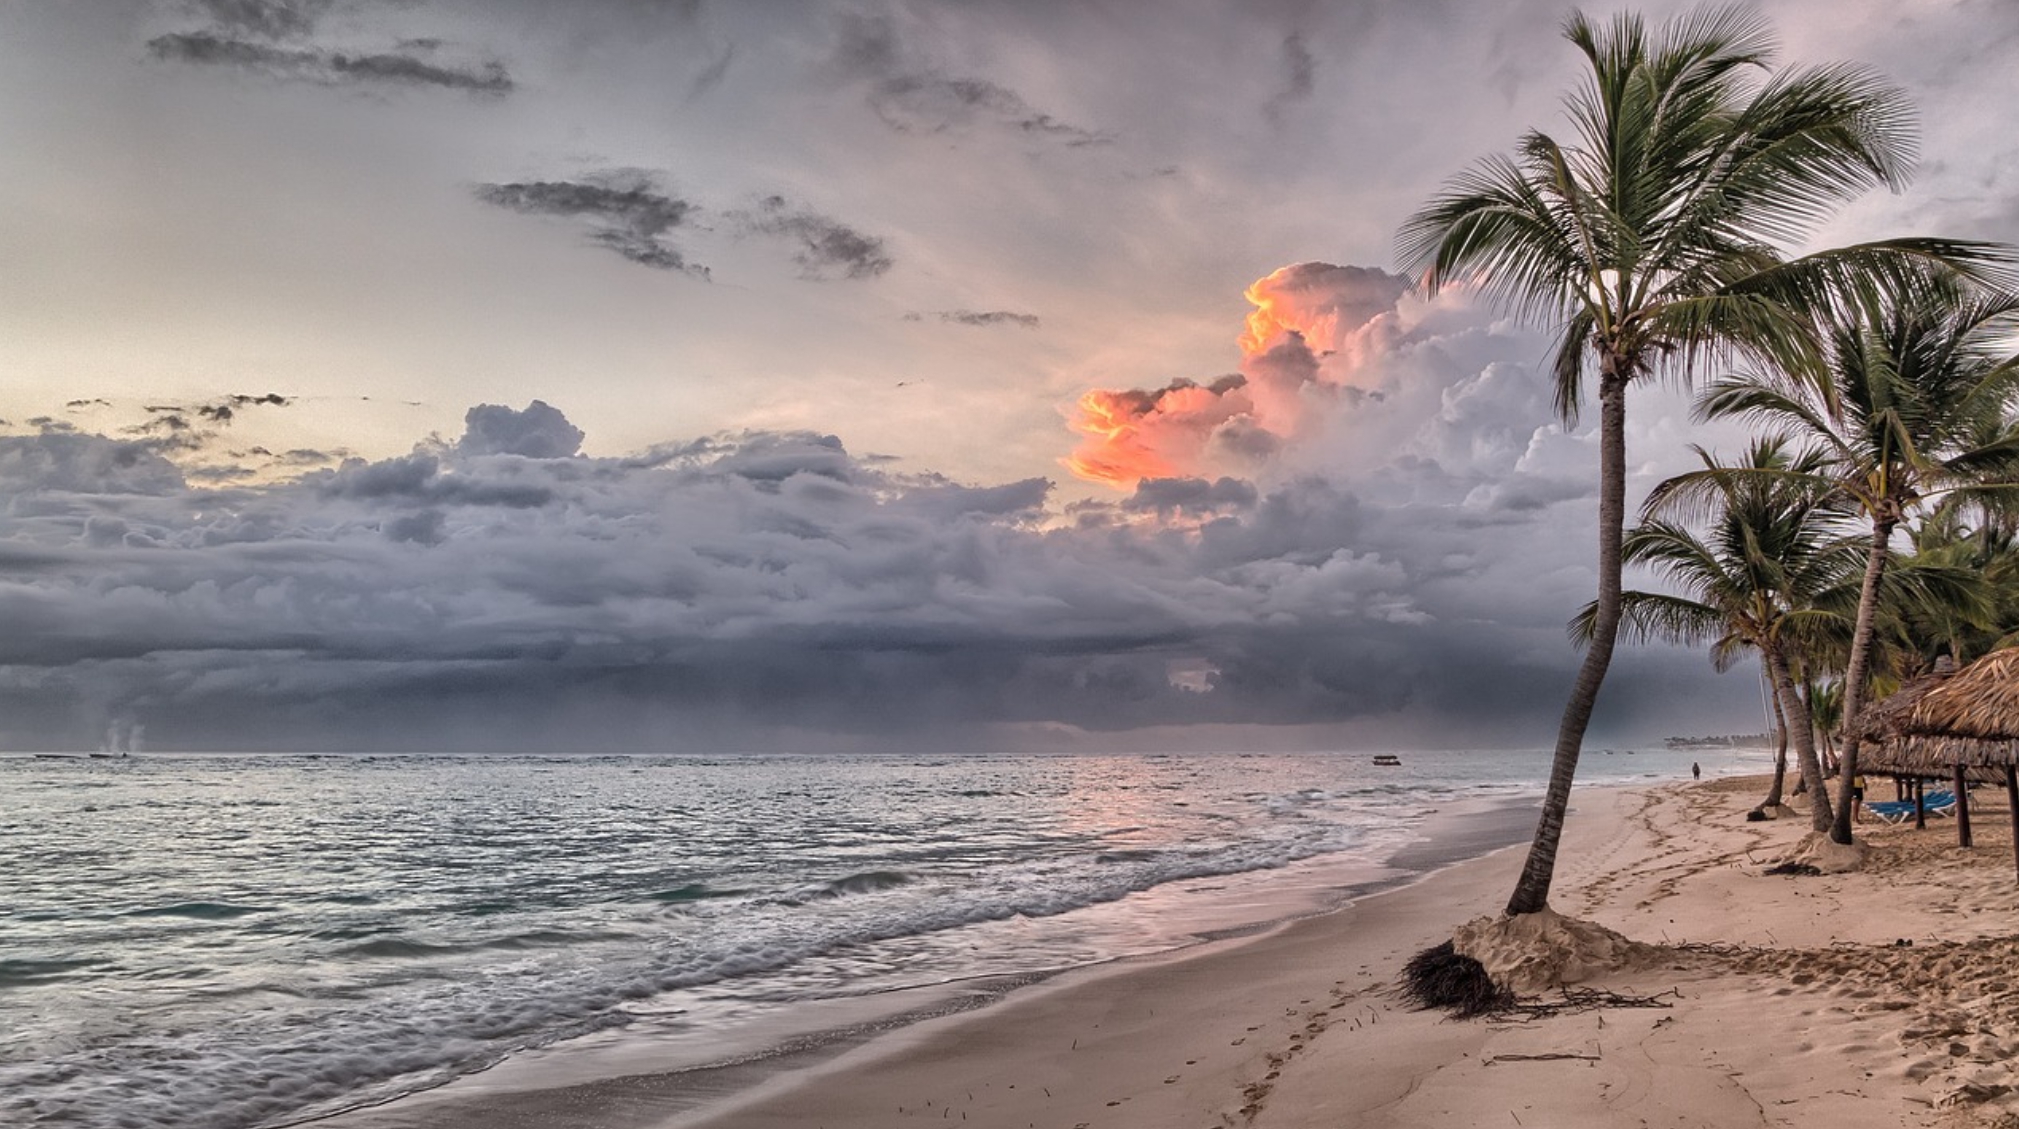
[1692,762,1701,781]
[1851,773,1866,822]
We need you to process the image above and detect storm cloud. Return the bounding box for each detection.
[737,196,893,281]
[830,13,1107,147]
[474,177,707,275]
[0,367,1751,752]
[187,0,334,40]
[147,31,514,93]
[929,310,1041,329]
[1262,31,1316,125]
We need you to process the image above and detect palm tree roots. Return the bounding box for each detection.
[1400,940,1514,1017]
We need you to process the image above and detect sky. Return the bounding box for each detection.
[0,0,2014,753]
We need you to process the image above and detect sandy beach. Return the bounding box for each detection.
[666,775,2019,1129]
[312,772,2019,1129]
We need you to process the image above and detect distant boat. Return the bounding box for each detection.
[1372,755,1402,766]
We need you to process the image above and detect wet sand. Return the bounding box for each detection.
[321,776,2019,1128]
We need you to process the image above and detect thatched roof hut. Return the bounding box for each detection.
[1854,661,2006,784]
[1850,669,1951,776]
[1856,649,2019,872]
[1902,648,2019,766]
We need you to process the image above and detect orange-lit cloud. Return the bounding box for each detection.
[1065,263,1410,489]
[1065,376,1249,488]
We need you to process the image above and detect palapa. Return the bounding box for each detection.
[1881,648,2019,877]
[1850,668,1960,778]
[1903,648,2019,765]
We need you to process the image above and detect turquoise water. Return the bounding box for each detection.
[0,746,1756,1128]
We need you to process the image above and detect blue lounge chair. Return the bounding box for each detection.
[1867,790,1959,824]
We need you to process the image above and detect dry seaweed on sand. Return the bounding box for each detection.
[1492,986,1681,1022]
[1764,861,1823,876]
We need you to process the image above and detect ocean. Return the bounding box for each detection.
[0,745,1758,1128]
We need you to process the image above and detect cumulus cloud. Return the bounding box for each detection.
[830,13,1106,147]
[474,176,706,275]
[1122,475,1259,517]
[736,196,893,281]
[147,31,515,93]
[1065,262,1415,488]
[458,400,585,459]
[0,266,1767,752]
[0,380,1753,751]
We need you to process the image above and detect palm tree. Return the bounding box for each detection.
[1758,665,1791,811]
[1697,279,2019,844]
[1891,502,2019,665]
[1577,439,1857,834]
[1396,5,2000,914]
[1806,676,1842,775]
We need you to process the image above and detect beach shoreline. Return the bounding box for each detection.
[671,776,2019,1129]
[312,770,2019,1129]
[305,793,1548,1129]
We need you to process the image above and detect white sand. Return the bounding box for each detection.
[672,776,2019,1129]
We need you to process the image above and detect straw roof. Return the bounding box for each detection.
[1852,648,2019,773]
[1908,648,2019,742]
[1850,655,2011,778]
[1849,671,1948,749]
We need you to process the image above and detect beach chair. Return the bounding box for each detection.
[1865,789,1960,824]
[1865,799,1920,824]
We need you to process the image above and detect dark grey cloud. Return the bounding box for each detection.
[688,42,734,98]
[919,309,1040,329]
[1123,476,1259,516]
[96,393,295,459]
[197,393,292,423]
[831,13,1107,147]
[738,196,892,281]
[315,452,556,509]
[458,400,584,459]
[0,383,1757,753]
[474,177,707,276]
[1262,31,1316,124]
[186,0,332,40]
[147,32,514,94]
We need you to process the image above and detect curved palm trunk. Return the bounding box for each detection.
[1766,645,1834,832]
[1760,678,1789,810]
[1829,516,1896,845]
[1505,370,1627,916]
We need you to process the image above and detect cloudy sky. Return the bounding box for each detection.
[0,0,2013,752]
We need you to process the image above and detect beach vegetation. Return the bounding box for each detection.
[1581,437,1859,834]
[1397,3,2002,916]
[1695,274,2019,843]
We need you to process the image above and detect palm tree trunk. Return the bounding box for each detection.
[1760,674,1789,810]
[1766,644,1833,832]
[1504,368,1627,916]
[1829,515,1895,845]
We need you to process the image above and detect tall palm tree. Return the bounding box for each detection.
[1576,439,1857,834]
[1397,5,1999,914]
[1697,279,2019,844]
